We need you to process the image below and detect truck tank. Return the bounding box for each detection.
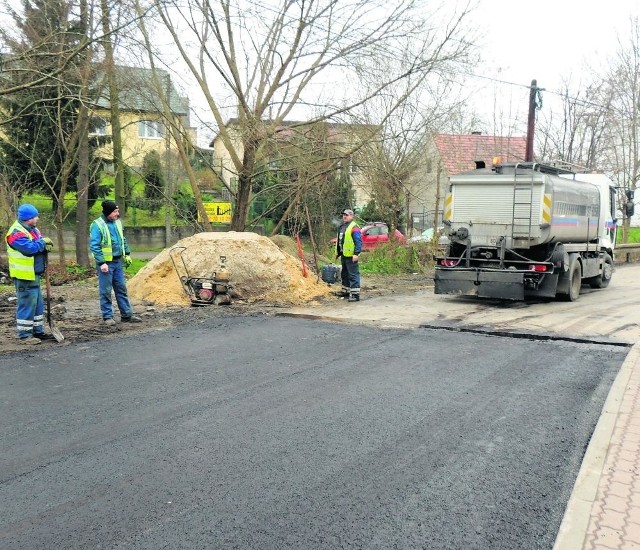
[445,164,602,248]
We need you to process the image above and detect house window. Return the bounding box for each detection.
[89,116,108,135]
[348,157,358,174]
[138,120,164,139]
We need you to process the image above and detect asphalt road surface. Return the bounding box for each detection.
[0,316,626,549]
[285,263,640,343]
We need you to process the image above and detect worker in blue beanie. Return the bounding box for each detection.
[5,204,54,344]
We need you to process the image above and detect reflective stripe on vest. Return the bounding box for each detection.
[337,221,358,257]
[91,217,124,261]
[5,221,36,280]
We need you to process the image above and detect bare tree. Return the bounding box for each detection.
[149,0,477,230]
[0,0,148,264]
[98,0,137,211]
[74,0,94,267]
[531,17,640,242]
[259,121,360,238]
[355,68,478,235]
[535,79,610,170]
[134,5,214,231]
[0,0,89,265]
[0,0,145,97]
[597,16,640,240]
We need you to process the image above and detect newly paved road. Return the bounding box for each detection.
[285,263,640,343]
[0,316,626,549]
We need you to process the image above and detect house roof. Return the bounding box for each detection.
[94,66,189,117]
[433,133,528,175]
[210,118,379,147]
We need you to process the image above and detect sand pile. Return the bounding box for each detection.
[128,232,333,307]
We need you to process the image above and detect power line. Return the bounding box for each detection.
[462,70,629,117]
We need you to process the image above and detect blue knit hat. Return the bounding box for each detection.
[17,203,39,222]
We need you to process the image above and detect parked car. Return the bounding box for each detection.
[330,222,406,250]
[360,222,406,250]
[409,227,448,249]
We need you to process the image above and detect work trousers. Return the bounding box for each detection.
[97,258,133,320]
[340,256,361,296]
[14,276,45,338]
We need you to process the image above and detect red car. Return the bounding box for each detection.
[360,222,405,250]
[331,222,405,251]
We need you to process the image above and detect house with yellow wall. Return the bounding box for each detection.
[90,66,196,171]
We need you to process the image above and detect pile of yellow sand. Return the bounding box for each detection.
[128,232,333,307]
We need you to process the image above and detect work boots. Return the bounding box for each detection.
[348,293,360,302]
[18,337,42,345]
[121,315,142,323]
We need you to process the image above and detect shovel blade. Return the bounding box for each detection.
[51,326,65,343]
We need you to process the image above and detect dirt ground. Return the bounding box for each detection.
[0,254,433,354]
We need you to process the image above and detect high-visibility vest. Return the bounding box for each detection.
[91,217,125,261]
[336,221,358,257]
[5,220,36,280]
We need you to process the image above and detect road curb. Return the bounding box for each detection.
[552,341,639,549]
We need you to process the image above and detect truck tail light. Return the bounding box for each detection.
[528,264,547,272]
[440,259,459,267]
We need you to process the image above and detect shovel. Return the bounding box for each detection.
[44,251,65,343]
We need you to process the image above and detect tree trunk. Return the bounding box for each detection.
[75,104,90,267]
[230,141,258,231]
[100,0,126,212]
[405,190,411,235]
[623,217,631,242]
[434,160,442,228]
[55,205,66,267]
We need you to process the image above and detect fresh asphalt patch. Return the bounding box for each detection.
[0,315,626,549]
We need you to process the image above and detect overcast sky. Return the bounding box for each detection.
[467,0,640,134]
[4,0,637,144]
[480,0,639,83]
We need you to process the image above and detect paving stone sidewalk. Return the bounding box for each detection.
[555,343,640,549]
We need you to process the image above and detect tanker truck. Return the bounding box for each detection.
[433,161,618,301]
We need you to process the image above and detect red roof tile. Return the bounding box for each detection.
[433,133,528,175]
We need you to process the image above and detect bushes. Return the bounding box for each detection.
[359,241,436,274]
[172,190,197,223]
[141,151,165,214]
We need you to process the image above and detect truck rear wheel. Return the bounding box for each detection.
[567,260,582,301]
[559,260,582,302]
[587,253,613,289]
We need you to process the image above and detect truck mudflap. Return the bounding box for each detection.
[434,268,526,300]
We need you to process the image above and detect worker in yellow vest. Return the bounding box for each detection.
[5,204,54,344]
[335,209,362,302]
[89,200,141,326]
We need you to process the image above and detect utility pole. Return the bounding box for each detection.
[525,79,540,162]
